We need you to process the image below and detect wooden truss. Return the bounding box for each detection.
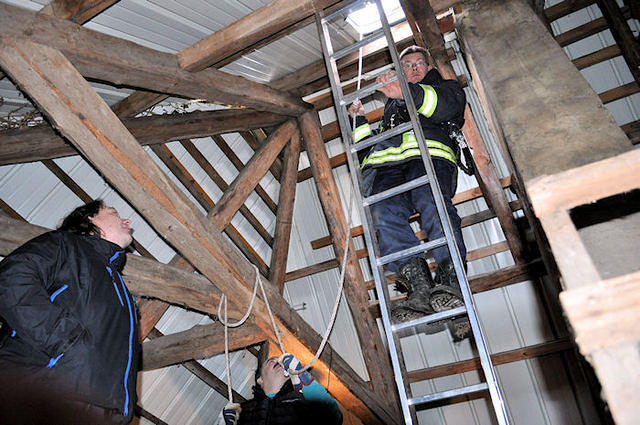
[1,0,635,423]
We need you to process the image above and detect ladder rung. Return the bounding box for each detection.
[321,0,369,23]
[377,237,447,266]
[332,27,386,61]
[363,174,429,206]
[341,75,398,106]
[391,306,467,334]
[409,383,489,406]
[350,122,412,153]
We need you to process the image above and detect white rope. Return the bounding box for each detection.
[217,34,367,398]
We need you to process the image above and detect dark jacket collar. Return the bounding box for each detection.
[84,234,126,271]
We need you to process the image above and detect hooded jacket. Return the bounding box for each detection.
[353,68,466,168]
[0,230,139,421]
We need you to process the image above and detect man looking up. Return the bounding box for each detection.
[349,45,470,340]
[0,200,140,424]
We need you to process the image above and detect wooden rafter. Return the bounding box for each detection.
[269,130,302,292]
[39,0,119,23]
[595,0,640,83]
[211,135,278,215]
[298,111,400,415]
[0,109,286,166]
[0,38,395,425]
[177,0,342,71]
[143,323,265,371]
[0,3,308,116]
[210,120,296,230]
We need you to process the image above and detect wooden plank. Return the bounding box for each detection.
[0,3,309,116]
[622,119,640,145]
[596,0,640,82]
[135,405,169,425]
[210,120,296,230]
[409,339,573,382]
[269,130,302,292]
[599,81,640,104]
[142,323,265,370]
[545,0,596,22]
[39,0,119,23]
[111,92,168,119]
[538,210,600,289]
[211,135,278,214]
[573,44,621,70]
[298,111,400,415]
[555,16,608,47]
[528,149,640,217]
[178,0,341,71]
[0,107,288,166]
[0,38,396,424]
[561,271,640,354]
[137,299,170,341]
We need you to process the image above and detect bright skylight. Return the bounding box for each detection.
[345,0,406,35]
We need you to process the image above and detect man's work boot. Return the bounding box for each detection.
[390,299,445,334]
[396,257,435,315]
[430,259,471,341]
[429,259,464,312]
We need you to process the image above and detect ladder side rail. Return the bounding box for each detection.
[316,7,416,424]
[374,2,511,423]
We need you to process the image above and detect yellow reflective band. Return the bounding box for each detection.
[416,84,438,118]
[362,131,456,166]
[354,123,372,143]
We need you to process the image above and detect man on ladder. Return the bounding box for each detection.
[349,45,470,341]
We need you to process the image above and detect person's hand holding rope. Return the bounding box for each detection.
[278,353,314,391]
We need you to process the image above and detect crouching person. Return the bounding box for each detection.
[222,353,343,425]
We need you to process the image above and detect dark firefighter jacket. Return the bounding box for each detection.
[238,381,343,425]
[353,68,466,168]
[0,230,140,421]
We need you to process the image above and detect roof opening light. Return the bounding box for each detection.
[345,0,405,35]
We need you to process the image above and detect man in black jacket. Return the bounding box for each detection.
[223,353,342,425]
[349,45,470,340]
[0,200,139,424]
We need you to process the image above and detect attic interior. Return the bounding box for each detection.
[0,0,638,424]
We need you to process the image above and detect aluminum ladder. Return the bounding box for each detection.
[315,1,511,424]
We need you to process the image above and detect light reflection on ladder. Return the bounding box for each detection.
[315,1,511,424]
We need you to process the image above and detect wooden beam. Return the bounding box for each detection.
[269,130,302,292]
[177,0,341,71]
[210,120,296,230]
[0,108,288,166]
[0,3,309,116]
[545,0,596,22]
[240,131,283,181]
[135,405,169,425]
[142,323,265,370]
[622,119,640,144]
[573,44,621,69]
[298,111,399,415]
[179,139,276,253]
[150,144,271,272]
[211,135,278,215]
[0,38,393,424]
[39,0,119,24]
[596,0,640,82]
[409,339,573,382]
